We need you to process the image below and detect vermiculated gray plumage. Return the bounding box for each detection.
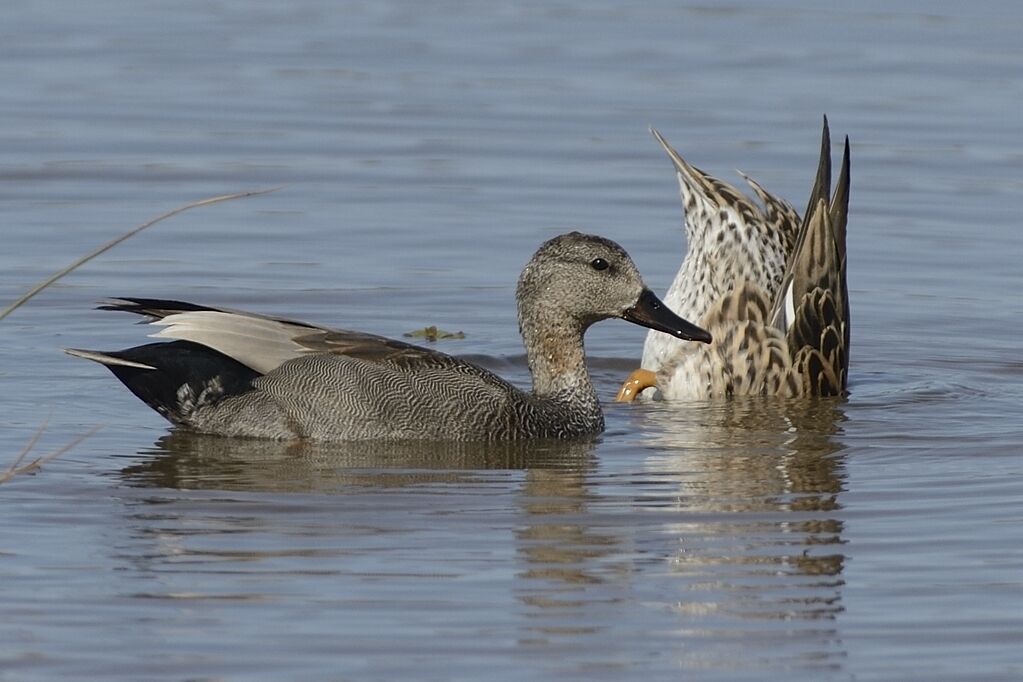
[67,232,711,441]
[634,118,851,400]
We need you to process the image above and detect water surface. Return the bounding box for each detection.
[2,1,1022,680]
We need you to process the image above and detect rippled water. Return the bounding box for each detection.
[2,1,1022,680]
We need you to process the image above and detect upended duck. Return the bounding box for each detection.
[67,232,711,441]
[617,118,851,401]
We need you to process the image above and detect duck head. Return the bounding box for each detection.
[517,232,712,343]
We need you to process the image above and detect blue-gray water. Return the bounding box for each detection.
[2,2,1022,680]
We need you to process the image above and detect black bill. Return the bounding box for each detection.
[622,289,713,344]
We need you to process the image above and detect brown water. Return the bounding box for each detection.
[2,1,1022,680]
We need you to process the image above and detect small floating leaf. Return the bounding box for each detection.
[404,325,466,342]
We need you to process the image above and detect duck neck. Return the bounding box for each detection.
[520,316,601,417]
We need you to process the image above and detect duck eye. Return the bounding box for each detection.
[590,258,609,271]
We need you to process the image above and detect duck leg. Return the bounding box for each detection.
[615,368,657,402]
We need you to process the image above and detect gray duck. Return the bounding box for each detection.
[68,232,711,441]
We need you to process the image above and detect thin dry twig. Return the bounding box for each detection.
[0,425,102,485]
[5,419,49,475]
[0,186,281,322]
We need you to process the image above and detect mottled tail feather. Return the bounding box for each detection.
[648,126,802,314]
[771,118,851,396]
[66,341,260,424]
[803,115,832,223]
[649,127,720,208]
[832,136,853,356]
[737,171,801,256]
[651,126,773,233]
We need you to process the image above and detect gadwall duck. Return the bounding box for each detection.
[67,232,711,441]
[618,118,850,401]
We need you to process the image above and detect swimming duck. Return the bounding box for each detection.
[67,232,711,441]
[617,118,850,401]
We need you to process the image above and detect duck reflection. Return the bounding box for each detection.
[628,397,846,513]
[119,398,848,665]
[515,466,617,627]
[121,431,598,491]
[628,397,848,617]
[510,396,849,665]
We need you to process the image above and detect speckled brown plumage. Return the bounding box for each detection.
[633,118,851,400]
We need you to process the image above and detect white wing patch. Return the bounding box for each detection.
[782,280,796,332]
[150,311,308,374]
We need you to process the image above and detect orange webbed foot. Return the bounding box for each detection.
[615,368,657,402]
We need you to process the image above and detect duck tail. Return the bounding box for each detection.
[738,171,802,256]
[649,126,760,237]
[65,341,260,424]
[649,126,721,205]
[769,118,851,395]
[832,135,852,356]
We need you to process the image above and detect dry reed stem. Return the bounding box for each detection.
[0,425,102,484]
[0,187,280,322]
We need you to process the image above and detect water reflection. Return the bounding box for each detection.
[515,466,617,632]
[510,398,850,667]
[116,402,850,669]
[122,431,597,491]
[633,398,848,622]
[633,397,846,509]
[635,397,846,506]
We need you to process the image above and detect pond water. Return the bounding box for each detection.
[2,1,1022,680]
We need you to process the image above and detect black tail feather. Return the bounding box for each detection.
[97,298,221,320]
[89,341,260,424]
